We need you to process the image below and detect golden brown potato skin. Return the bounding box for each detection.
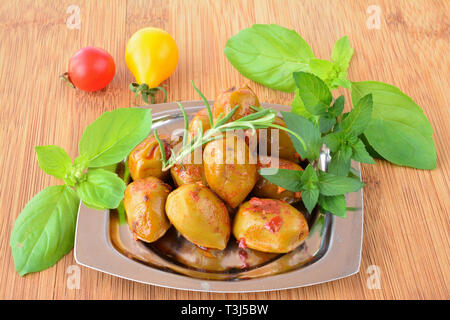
[170,162,207,187]
[128,135,172,181]
[188,108,212,141]
[203,134,258,208]
[252,157,303,203]
[124,177,172,243]
[165,184,230,250]
[233,198,309,253]
[212,85,259,123]
[257,117,299,162]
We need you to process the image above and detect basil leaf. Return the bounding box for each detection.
[329,95,345,117]
[10,185,79,276]
[259,168,303,192]
[360,134,385,159]
[76,169,126,209]
[281,111,322,161]
[331,36,354,72]
[341,93,373,136]
[330,77,352,89]
[309,58,335,82]
[224,24,314,92]
[328,145,352,176]
[352,81,436,169]
[79,108,152,167]
[351,139,376,164]
[293,72,332,114]
[35,145,72,179]
[301,187,319,213]
[319,194,346,218]
[318,172,365,195]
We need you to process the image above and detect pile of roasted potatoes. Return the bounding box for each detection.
[124,85,309,256]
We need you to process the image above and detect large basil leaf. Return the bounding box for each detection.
[79,108,152,167]
[352,81,436,169]
[259,168,303,192]
[224,24,314,92]
[76,169,126,209]
[35,145,72,179]
[10,185,80,276]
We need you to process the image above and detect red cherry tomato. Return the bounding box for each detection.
[67,47,115,92]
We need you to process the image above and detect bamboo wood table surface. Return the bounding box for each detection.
[0,0,448,300]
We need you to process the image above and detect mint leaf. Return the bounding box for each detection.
[328,144,352,176]
[281,111,322,161]
[35,146,72,180]
[351,139,376,164]
[329,95,345,117]
[301,164,319,185]
[293,72,332,115]
[352,81,436,169]
[291,89,314,120]
[319,114,336,133]
[259,168,303,192]
[224,24,314,92]
[331,36,354,72]
[323,132,343,152]
[79,108,152,167]
[319,194,346,218]
[318,172,365,195]
[10,185,79,276]
[341,93,373,136]
[301,188,320,213]
[76,169,126,209]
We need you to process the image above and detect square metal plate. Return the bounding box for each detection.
[74,101,363,292]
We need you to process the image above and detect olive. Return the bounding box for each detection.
[203,133,258,208]
[232,197,309,253]
[165,184,230,250]
[252,157,304,203]
[188,108,211,141]
[212,84,259,123]
[123,177,172,243]
[128,134,173,181]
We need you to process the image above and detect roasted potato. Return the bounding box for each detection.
[128,134,173,181]
[188,108,212,141]
[252,157,303,203]
[256,117,299,162]
[165,184,230,250]
[233,198,309,253]
[170,162,207,187]
[203,133,258,208]
[212,84,259,123]
[124,177,172,243]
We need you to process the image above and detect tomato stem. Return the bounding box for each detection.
[59,72,76,89]
[129,83,167,104]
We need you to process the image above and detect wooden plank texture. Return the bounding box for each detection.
[0,0,448,299]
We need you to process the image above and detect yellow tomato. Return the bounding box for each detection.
[125,27,178,89]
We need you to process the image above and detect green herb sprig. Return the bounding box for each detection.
[153,83,299,171]
[10,108,153,276]
[225,24,436,170]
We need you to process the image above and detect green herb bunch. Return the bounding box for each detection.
[225,24,436,170]
[10,108,153,276]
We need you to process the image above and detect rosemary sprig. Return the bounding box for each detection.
[154,83,309,171]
